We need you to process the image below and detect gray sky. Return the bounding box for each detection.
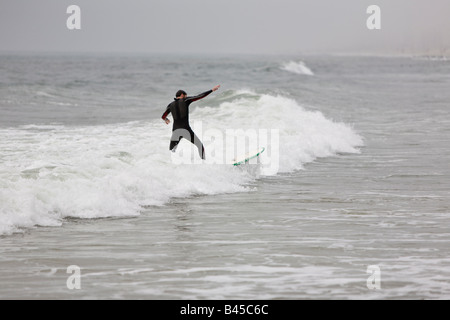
[1,0,449,55]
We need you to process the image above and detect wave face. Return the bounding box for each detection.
[281,61,315,75]
[0,90,363,235]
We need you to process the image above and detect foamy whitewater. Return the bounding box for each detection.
[0,90,362,235]
[1,54,449,300]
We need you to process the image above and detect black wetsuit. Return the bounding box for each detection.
[161,90,213,159]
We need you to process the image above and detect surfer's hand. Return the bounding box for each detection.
[212,85,220,92]
[164,118,170,125]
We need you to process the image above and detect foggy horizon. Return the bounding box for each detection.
[1,0,450,56]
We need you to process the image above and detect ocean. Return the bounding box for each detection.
[0,53,449,299]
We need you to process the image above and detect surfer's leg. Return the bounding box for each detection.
[170,127,205,160]
[188,128,206,160]
[169,139,180,152]
[170,128,190,152]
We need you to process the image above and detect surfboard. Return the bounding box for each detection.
[232,147,265,166]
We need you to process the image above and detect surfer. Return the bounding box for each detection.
[162,85,221,159]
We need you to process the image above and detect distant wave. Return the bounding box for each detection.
[411,55,449,62]
[281,61,314,75]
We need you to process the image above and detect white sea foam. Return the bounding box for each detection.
[0,91,362,235]
[194,90,363,174]
[281,60,314,75]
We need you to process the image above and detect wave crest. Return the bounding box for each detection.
[281,61,314,75]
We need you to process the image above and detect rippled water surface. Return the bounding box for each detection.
[0,54,449,299]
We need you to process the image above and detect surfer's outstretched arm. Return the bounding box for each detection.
[186,85,221,104]
[186,90,212,104]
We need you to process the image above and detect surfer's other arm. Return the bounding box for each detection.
[162,105,171,124]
